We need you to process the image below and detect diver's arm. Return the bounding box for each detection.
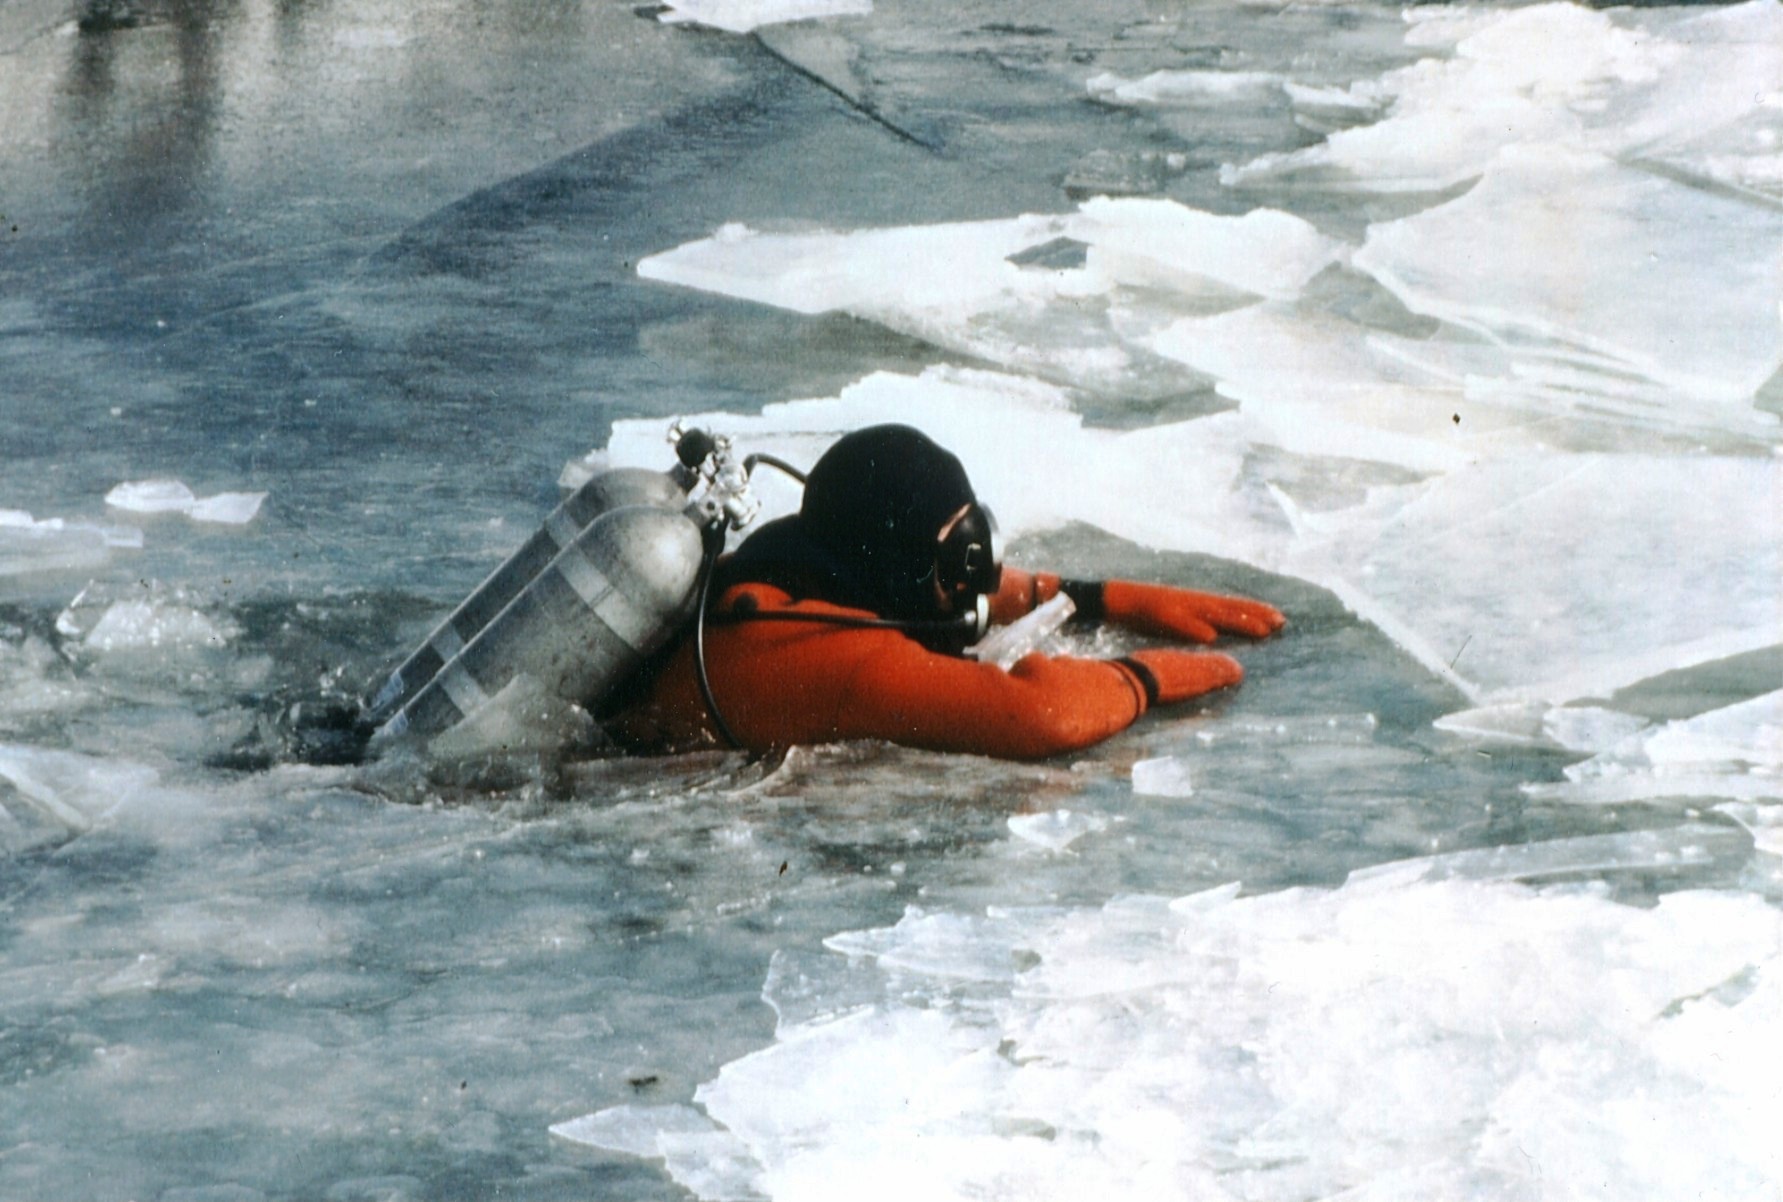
[837,638,1242,760]
[991,567,1283,644]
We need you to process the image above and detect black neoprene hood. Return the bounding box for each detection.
[799,424,978,620]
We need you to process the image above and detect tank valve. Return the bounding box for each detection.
[668,423,761,532]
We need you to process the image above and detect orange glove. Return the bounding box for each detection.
[1099,581,1284,644]
[1118,649,1243,705]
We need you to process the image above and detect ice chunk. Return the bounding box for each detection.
[56,581,239,654]
[1541,705,1649,754]
[1131,756,1194,798]
[605,879,1783,1201]
[657,0,870,36]
[0,743,161,835]
[1007,809,1109,852]
[1435,702,1648,752]
[0,510,141,578]
[968,592,1074,670]
[106,479,198,513]
[188,491,266,525]
[1528,689,1783,806]
[1088,70,1283,106]
[1715,803,1783,857]
[105,479,267,524]
[550,1103,726,1158]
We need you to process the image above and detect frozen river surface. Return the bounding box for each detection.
[2,0,1780,1198]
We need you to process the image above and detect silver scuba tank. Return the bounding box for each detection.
[369,426,760,747]
[364,465,690,727]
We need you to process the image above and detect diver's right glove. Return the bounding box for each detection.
[1070,580,1285,644]
[1115,649,1243,706]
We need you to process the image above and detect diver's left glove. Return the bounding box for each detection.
[1065,580,1285,644]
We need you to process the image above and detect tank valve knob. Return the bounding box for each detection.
[673,426,718,470]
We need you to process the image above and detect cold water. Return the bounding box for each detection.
[1,0,1779,1198]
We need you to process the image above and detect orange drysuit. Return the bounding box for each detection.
[610,566,1282,760]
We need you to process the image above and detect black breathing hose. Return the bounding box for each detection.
[693,523,747,752]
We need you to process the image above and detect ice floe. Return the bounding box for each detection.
[106,479,267,525]
[556,861,1783,1201]
[0,508,142,579]
[656,0,871,36]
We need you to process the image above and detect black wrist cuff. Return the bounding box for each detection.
[1114,656,1160,708]
[1060,578,1106,623]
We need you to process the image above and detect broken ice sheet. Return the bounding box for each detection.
[1345,823,1752,889]
[1284,453,1781,708]
[596,880,1783,1201]
[1225,1,1783,198]
[637,199,1344,399]
[1354,145,1783,411]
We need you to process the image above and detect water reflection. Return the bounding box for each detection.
[57,0,236,250]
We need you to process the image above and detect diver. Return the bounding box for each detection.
[607,424,1284,760]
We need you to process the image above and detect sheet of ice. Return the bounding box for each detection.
[1345,823,1752,889]
[657,0,870,36]
[106,479,200,514]
[1006,809,1109,853]
[570,875,1783,1201]
[1282,453,1782,707]
[1528,689,1783,807]
[1354,145,1783,410]
[106,479,267,525]
[638,200,1344,398]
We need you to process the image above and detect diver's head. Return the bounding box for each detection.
[801,424,1002,623]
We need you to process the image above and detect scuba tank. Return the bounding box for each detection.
[368,425,760,747]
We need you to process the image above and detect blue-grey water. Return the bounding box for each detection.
[2,1,1779,1199]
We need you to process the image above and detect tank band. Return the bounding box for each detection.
[437,661,491,718]
[545,509,584,550]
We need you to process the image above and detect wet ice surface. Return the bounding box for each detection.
[2,0,1781,1198]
